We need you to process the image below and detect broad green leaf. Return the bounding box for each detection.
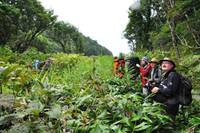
[134,122,151,131]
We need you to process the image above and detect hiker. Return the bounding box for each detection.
[33,59,41,70]
[151,57,180,120]
[137,56,152,88]
[143,58,162,95]
[42,58,53,71]
[113,56,119,77]
[117,53,125,78]
[0,66,6,73]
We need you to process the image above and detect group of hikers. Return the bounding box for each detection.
[113,54,192,123]
[33,58,53,71]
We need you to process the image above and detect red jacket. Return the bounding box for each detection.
[139,64,152,87]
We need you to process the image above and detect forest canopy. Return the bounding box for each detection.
[0,0,112,56]
[124,0,200,57]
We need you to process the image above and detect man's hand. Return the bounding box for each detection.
[151,87,159,93]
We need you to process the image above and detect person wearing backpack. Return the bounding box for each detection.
[151,57,180,120]
[125,56,140,86]
[126,56,140,80]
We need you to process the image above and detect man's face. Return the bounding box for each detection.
[140,60,146,66]
[161,61,174,72]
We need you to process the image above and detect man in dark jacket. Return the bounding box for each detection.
[151,57,180,120]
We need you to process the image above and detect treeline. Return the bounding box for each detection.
[124,0,200,57]
[0,0,112,56]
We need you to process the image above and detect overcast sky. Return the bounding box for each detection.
[38,0,136,56]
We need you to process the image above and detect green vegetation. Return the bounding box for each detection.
[0,0,112,56]
[0,49,200,132]
[124,0,200,58]
[0,0,200,132]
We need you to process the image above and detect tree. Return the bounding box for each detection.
[0,0,112,55]
[124,0,200,57]
[124,0,156,51]
[0,2,20,45]
[0,0,56,52]
[47,21,80,53]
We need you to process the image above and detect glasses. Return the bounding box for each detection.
[162,62,172,65]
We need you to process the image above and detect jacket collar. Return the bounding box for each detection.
[162,69,176,78]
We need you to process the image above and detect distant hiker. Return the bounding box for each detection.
[137,56,152,88]
[143,58,162,95]
[113,56,119,77]
[0,66,6,73]
[33,58,53,71]
[0,61,6,73]
[42,58,53,71]
[151,57,180,120]
[33,59,41,70]
[117,53,125,78]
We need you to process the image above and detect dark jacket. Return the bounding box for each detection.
[158,70,179,99]
[144,66,162,92]
[149,66,162,84]
[154,70,180,117]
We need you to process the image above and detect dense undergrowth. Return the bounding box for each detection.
[0,47,200,132]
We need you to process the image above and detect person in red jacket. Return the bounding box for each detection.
[137,56,152,88]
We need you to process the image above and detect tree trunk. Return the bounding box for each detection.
[167,18,180,58]
[0,85,2,94]
[60,43,67,53]
[145,0,153,51]
[164,0,180,59]
[185,15,200,47]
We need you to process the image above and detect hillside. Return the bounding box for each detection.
[0,0,112,56]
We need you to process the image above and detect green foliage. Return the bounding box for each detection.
[0,47,49,65]
[0,47,17,63]
[125,0,200,55]
[46,21,81,53]
[1,50,200,132]
[32,34,62,53]
[0,0,112,56]
[82,36,112,56]
[52,53,80,71]
[19,48,49,65]
[0,2,20,45]
[0,0,200,130]
[0,62,35,95]
[0,0,56,52]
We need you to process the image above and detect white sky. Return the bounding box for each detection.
[38,0,136,56]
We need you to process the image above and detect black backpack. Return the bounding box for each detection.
[126,57,140,70]
[178,74,192,106]
[126,57,140,78]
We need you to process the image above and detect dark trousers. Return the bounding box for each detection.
[165,103,179,121]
